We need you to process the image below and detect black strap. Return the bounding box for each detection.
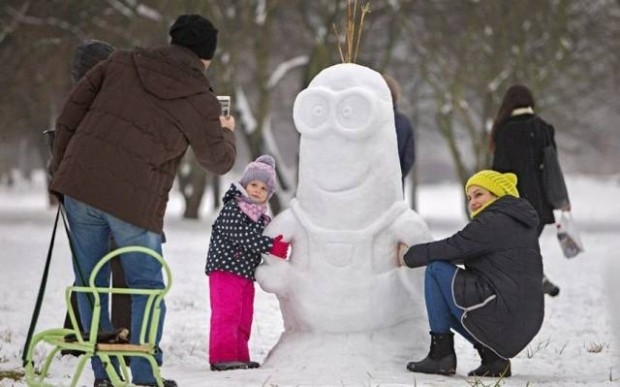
[22,206,61,366]
[21,203,94,366]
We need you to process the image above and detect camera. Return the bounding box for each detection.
[216,96,231,117]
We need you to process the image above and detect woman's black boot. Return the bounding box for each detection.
[468,343,511,377]
[407,332,457,376]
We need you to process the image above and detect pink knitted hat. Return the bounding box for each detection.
[239,155,277,195]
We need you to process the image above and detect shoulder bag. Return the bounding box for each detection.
[540,123,570,209]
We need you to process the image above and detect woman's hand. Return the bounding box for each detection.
[398,243,409,267]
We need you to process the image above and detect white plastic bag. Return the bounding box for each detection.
[556,211,584,258]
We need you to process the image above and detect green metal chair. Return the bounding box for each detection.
[25,246,172,387]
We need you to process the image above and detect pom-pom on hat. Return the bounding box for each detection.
[239,155,277,196]
[71,40,115,83]
[465,170,520,198]
[169,14,218,60]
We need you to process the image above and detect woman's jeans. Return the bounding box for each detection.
[209,271,255,364]
[64,196,166,383]
[424,261,474,343]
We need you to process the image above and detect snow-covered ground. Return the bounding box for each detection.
[1,171,619,386]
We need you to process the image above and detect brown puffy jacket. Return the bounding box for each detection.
[50,45,236,233]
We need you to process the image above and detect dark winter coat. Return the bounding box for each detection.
[492,114,558,227]
[403,196,544,358]
[50,45,236,234]
[206,184,274,281]
[394,108,415,181]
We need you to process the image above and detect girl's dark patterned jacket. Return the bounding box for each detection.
[205,184,273,281]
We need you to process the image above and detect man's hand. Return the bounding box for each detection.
[220,115,235,131]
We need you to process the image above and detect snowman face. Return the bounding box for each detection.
[293,64,398,198]
[294,85,393,194]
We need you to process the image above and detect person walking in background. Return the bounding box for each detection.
[70,40,115,83]
[45,40,116,186]
[58,39,135,345]
[49,14,236,387]
[206,155,290,371]
[383,75,416,187]
[490,84,571,297]
[399,170,544,378]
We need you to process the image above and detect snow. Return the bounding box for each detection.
[1,171,619,386]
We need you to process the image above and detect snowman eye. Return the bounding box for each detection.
[295,92,330,129]
[336,93,372,129]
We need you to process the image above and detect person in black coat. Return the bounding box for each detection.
[399,170,544,377]
[490,84,571,297]
[383,75,415,186]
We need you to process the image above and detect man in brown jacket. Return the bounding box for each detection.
[49,14,236,387]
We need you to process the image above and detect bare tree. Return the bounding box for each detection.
[1,0,618,215]
[402,0,614,191]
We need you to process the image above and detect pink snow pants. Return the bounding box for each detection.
[208,271,255,363]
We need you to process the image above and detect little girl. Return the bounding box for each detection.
[205,155,289,371]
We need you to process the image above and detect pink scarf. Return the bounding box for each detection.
[237,196,268,223]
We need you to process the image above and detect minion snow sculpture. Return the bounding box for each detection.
[256,63,432,372]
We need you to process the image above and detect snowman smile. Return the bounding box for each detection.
[315,166,371,193]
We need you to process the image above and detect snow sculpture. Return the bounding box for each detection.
[256,63,432,374]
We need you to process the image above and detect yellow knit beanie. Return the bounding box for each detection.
[465,170,520,198]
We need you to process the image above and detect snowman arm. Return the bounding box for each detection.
[256,210,299,294]
[392,210,433,246]
[388,210,433,269]
[263,209,297,242]
[259,209,299,262]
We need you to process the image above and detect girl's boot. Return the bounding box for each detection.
[406,332,456,376]
[468,343,511,377]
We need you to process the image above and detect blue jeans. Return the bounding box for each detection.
[64,196,166,383]
[424,261,474,343]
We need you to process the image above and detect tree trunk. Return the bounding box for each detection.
[182,166,208,220]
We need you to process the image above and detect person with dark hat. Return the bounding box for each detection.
[70,40,116,83]
[398,170,544,378]
[169,14,219,60]
[55,39,135,359]
[50,14,236,387]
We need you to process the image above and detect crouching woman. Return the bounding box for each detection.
[399,170,544,377]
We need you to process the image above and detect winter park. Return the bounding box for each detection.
[1,170,620,386]
[2,2,620,387]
